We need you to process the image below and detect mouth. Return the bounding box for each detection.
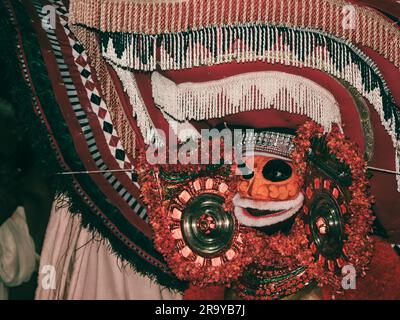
[243,207,292,218]
[233,193,304,227]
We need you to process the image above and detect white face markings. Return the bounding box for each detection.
[234,152,304,228]
[233,192,304,227]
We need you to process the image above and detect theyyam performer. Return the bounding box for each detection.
[0,0,399,300]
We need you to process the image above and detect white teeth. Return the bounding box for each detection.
[233,193,304,227]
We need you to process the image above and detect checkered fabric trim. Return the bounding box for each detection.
[4,0,179,282]
[32,0,148,221]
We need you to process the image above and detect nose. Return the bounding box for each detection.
[246,177,271,199]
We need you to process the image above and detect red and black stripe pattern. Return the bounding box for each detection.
[0,0,186,290]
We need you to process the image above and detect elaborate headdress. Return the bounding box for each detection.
[1,0,399,297]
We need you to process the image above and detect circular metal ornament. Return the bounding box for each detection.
[303,176,349,271]
[164,177,248,285]
[308,192,343,260]
[181,193,236,257]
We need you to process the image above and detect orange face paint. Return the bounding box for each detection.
[238,155,300,201]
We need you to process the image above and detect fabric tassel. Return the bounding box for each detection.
[113,66,164,148]
[151,71,341,132]
[101,32,157,71]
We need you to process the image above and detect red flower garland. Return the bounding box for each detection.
[137,123,374,296]
[291,121,375,295]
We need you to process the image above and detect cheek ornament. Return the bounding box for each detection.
[292,121,375,289]
[137,154,259,287]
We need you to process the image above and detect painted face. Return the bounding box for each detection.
[233,154,304,227]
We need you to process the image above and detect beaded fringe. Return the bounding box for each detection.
[113,66,164,147]
[69,0,400,68]
[152,71,341,132]
[100,25,397,133]
[101,33,157,71]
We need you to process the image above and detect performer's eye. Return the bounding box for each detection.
[262,160,292,182]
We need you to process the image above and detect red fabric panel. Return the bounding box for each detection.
[322,237,400,300]
[194,109,311,131]
[357,46,400,242]
[106,64,145,152]
[367,101,400,242]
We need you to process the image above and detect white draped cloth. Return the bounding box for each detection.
[36,198,182,300]
[0,207,37,300]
